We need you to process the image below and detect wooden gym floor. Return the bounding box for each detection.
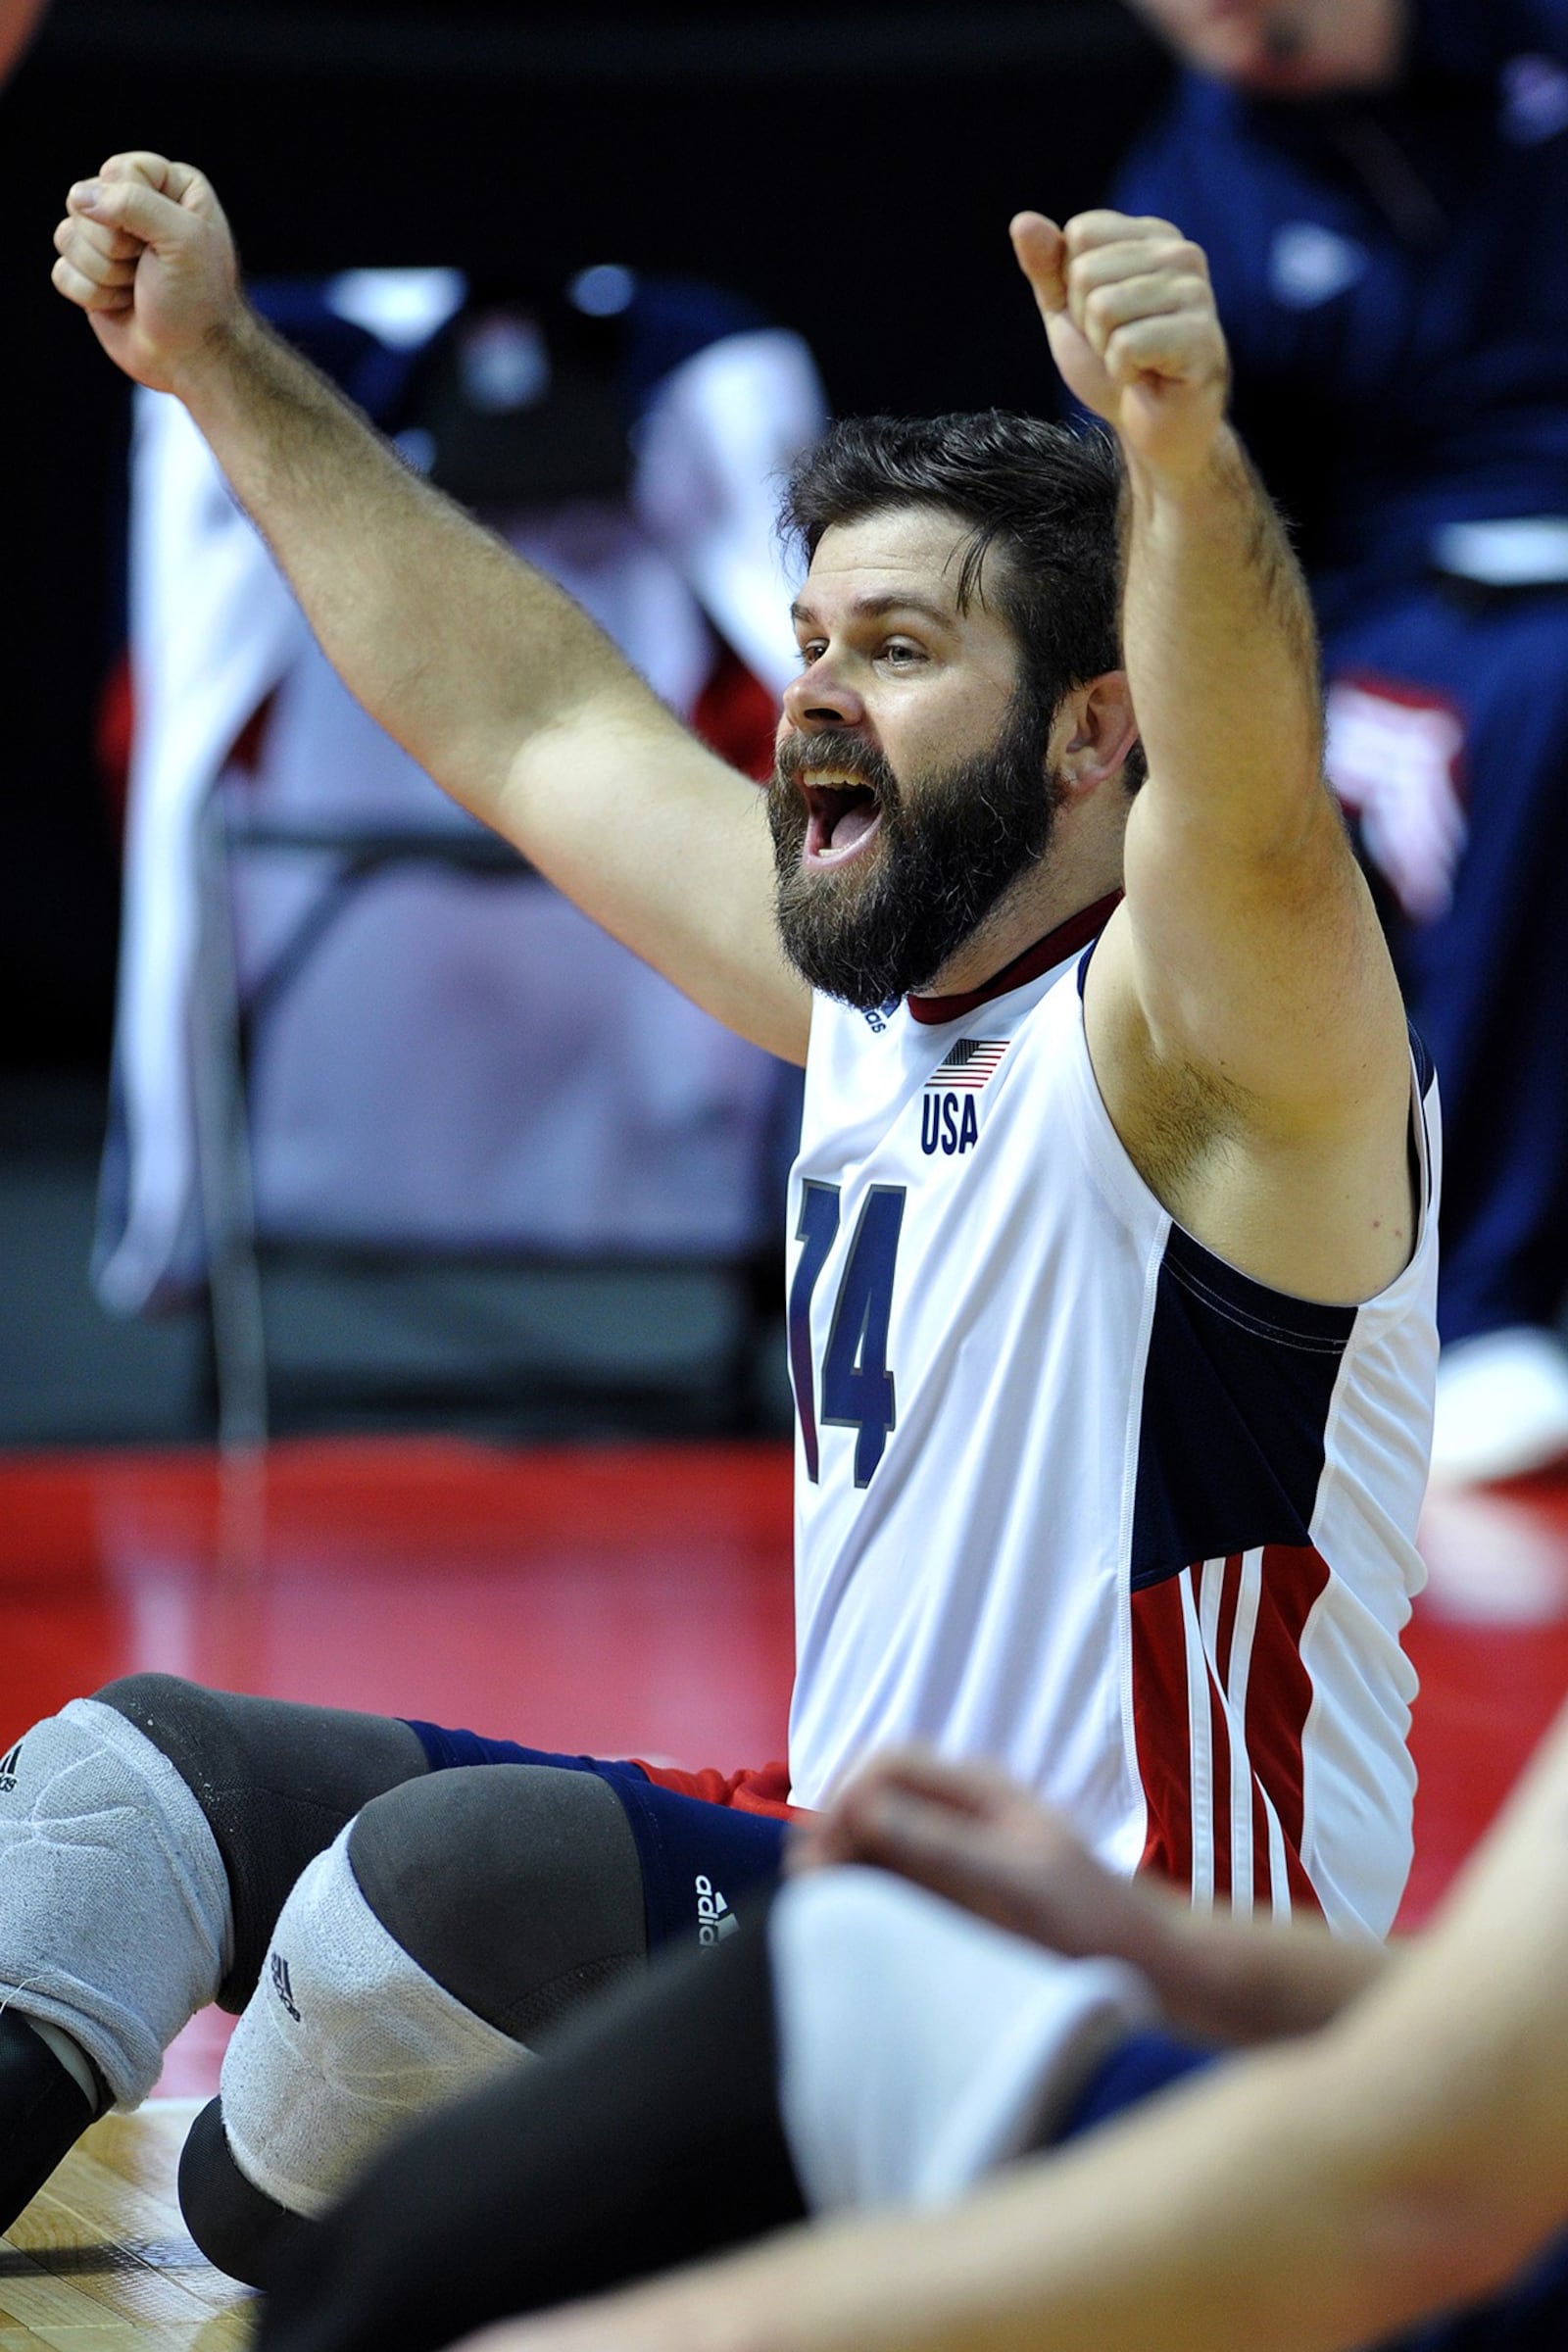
[0,2103,250,2349]
[0,1435,1565,2344]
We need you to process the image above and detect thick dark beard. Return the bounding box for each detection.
[766,697,1058,1008]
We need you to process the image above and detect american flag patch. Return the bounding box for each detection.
[925,1038,1008,1091]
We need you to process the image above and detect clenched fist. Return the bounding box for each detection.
[52,152,243,397]
[1012,208,1230,482]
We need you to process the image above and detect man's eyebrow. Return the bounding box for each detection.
[789,591,957,629]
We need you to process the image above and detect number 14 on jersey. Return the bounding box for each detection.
[788,1181,906,1489]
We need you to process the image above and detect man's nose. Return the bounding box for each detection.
[781,656,865,733]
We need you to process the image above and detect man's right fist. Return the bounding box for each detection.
[52,153,241,397]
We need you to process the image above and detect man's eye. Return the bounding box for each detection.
[881,640,925,667]
[797,641,827,667]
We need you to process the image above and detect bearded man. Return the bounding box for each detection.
[1,161,1434,2278]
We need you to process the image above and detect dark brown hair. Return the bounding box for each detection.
[783,411,1142,783]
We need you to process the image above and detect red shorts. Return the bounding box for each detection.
[632,1758,806,1822]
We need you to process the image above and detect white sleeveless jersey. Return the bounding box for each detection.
[785,902,1439,1937]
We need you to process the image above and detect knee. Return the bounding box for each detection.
[210,1812,548,2228]
[0,1690,234,2104]
[92,1675,302,1830]
[347,1765,647,2042]
[93,1676,428,2010]
[93,1674,223,1777]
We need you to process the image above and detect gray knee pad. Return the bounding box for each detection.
[207,1765,648,2223]
[214,1823,524,2218]
[0,1696,231,2106]
[97,1675,428,2010]
[347,1765,647,2042]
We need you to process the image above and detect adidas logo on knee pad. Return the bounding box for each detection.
[270,1951,302,2023]
[0,1742,22,1795]
[695,1875,739,1948]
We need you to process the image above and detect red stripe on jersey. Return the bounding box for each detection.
[1130,1571,1196,1890]
[1247,1544,1334,1918]
[1132,1545,1331,1916]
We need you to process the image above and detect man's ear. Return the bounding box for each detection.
[1053,670,1140,799]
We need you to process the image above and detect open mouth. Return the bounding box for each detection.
[801,771,884,869]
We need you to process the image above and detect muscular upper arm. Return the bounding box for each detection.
[1048,304,1412,1279]
[1101,417,1407,1150]
[1084,767,1415,1302]
[500,690,811,1064]
[1112,762,1407,1136]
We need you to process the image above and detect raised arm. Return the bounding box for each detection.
[1012,210,1413,1304]
[51,154,809,1061]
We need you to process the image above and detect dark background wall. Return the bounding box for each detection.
[0,0,1169,1070]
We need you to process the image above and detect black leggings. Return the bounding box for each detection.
[255,1896,1568,2352]
[257,1908,805,2352]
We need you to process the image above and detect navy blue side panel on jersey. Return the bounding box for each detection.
[402,1722,787,1952]
[1405,1021,1438,1200]
[1130,1227,1356,1590]
[1408,1021,1435,1104]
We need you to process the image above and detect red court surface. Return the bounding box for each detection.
[1,1437,1565,2092]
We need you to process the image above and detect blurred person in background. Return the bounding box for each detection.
[1118,0,1568,1483]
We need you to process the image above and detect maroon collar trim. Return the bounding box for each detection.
[906,889,1124,1026]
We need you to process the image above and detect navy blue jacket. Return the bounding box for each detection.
[1115,0,1568,613]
